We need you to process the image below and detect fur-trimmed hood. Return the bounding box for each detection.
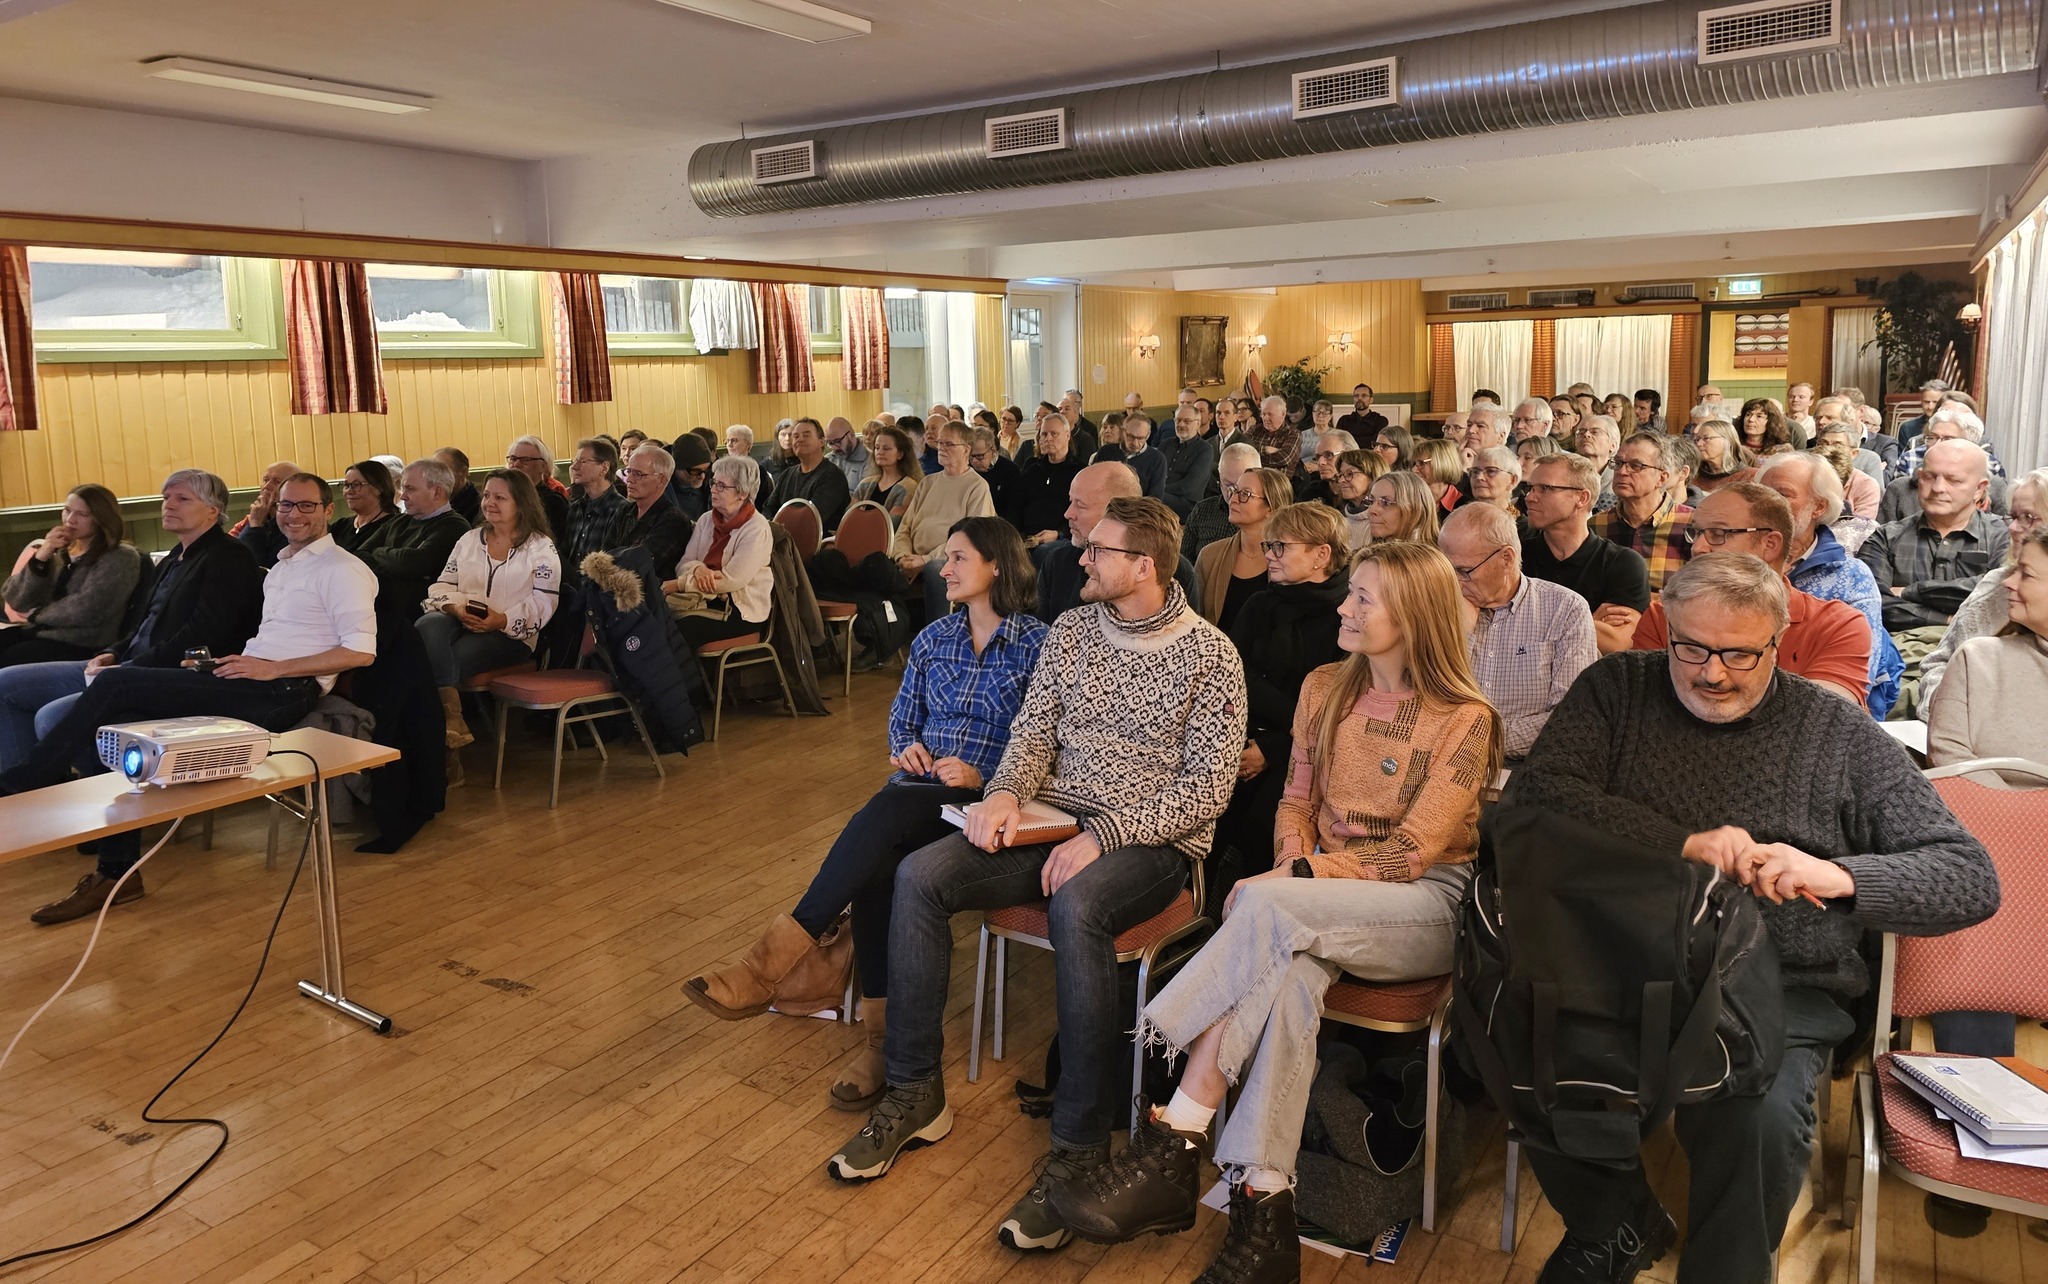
[580,550,643,610]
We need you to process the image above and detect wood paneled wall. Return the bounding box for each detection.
[1080,282,1427,409]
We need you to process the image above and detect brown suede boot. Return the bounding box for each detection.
[682,913,852,1021]
[439,687,474,749]
[445,745,465,787]
[830,997,887,1112]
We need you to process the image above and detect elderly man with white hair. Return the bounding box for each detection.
[503,434,569,543]
[1573,414,1623,512]
[1860,440,2011,632]
[1508,398,1553,444]
[1888,405,2007,484]
[1242,395,1301,473]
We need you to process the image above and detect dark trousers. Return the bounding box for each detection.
[0,630,96,669]
[1525,987,1855,1284]
[789,781,981,997]
[678,613,761,650]
[0,665,321,879]
[885,833,1185,1148]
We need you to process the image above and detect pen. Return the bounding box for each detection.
[1800,891,1827,910]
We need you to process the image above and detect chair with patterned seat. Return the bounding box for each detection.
[694,599,796,741]
[487,622,664,809]
[1844,758,2048,1284]
[966,863,1212,1135]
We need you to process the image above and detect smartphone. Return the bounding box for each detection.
[464,600,489,620]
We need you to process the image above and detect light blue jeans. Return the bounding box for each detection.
[0,659,89,771]
[1138,866,1472,1180]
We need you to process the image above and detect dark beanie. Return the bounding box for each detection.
[669,433,713,470]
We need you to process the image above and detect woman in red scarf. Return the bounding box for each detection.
[666,453,775,649]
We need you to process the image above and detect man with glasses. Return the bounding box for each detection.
[1860,440,2010,632]
[1504,550,1995,1284]
[1298,429,1358,510]
[7,474,379,924]
[767,416,851,530]
[1592,432,1693,593]
[1634,483,1871,706]
[967,425,1021,517]
[1521,453,1651,655]
[1509,398,1553,445]
[1572,415,1622,513]
[824,414,871,492]
[1439,505,1595,761]
[1091,413,1167,499]
[665,433,714,522]
[1160,405,1216,520]
[229,458,301,568]
[1757,450,1902,716]
[503,435,569,544]
[1335,383,1388,445]
[618,443,696,577]
[828,495,1246,1260]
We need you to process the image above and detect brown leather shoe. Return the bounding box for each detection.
[682,912,851,1020]
[31,871,144,925]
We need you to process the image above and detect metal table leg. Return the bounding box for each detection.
[294,775,392,1033]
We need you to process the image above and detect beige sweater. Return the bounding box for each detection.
[1926,630,2048,784]
[891,467,995,559]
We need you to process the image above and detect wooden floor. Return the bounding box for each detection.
[0,670,2039,1284]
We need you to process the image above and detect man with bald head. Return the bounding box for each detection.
[825,415,870,491]
[230,459,302,568]
[1859,440,2010,632]
[1037,462,1199,620]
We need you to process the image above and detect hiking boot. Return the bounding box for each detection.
[682,912,852,1020]
[830,997,887,1112]
[998,1139,1109,1251]
[826,1077,951,1181]
[1193,1184,1300,1284]
[31,871,144,926]
[1048,1103,1205,1243]
[1535,1200,1678,1283]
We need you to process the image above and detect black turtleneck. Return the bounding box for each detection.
[1227,572,1350,765]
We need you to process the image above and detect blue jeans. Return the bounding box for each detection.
[1524,986,1855,1284]
[885,833,1186,1149]
[790,781,982,998]
[415,612,532,687]
[0,659,88,772]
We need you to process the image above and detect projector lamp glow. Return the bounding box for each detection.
[95,717,272,789]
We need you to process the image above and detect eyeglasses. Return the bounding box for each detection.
[1222,485,1264,503]
[1259,540,1311,556]
[1613,458,1665,474]
[1079,543,1147,563]
[970,451,993,465]
[274,499,325,514]
[339,480,369,491]
[1669,636,1779,671]
[1470,466,1513,481]
[1510,414,1545,426]
[682,466,710,482]
[1366,495,1403,510]
[1448,544,1507,580]
[1336,468,1369,483]
[710,480,745,495]
[1312,451,1339,464]
[1524,482,1588,497]
[505,454,546,466]
[621,468,660,481]
[1684,524,1775,547]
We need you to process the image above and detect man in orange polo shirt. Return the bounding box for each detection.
[1633,482,1872,707]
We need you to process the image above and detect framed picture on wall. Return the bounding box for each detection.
[1179,316,1228,387]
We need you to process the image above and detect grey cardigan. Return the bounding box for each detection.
[3,542,144,650]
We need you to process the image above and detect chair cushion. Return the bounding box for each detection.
[1324,975,1452,1026]
[1876,1053,2048,1206]
[489,670,616,703]
[459,661,536,692]
[818,599,859,620]
[987,890,1198,954]
[697,632,765,655]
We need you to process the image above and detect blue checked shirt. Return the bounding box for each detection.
[888,610,1049,781]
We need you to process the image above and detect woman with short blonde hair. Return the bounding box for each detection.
[1365,469,1440,545]
[1194,467,1293,630]
[1410,438,1467,516]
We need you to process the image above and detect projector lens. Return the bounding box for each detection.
[121,744,145,780]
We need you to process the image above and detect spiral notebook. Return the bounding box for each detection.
[940,799,1081,846]
[1890,1054,2048,1147]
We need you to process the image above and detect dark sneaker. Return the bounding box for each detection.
[1048,1105,1205,1243]
[1194,1184,1300,1284]
[826,1078,950,1181]
[998,1139,1109,1251]
[1536,1201,1678,1283]
[31,872,143,926]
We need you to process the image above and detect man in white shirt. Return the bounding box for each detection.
[8,474,377,925]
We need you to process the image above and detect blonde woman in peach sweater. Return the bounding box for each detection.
[1047,540,1502,1278]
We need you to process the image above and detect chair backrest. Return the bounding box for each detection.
[117,548,159,639]
[835,501,893,564]
[774,498,823,559]
[1889,760,2048,1026]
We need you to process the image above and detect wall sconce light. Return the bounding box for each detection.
[1328,331,1355,353]
[1957,302,1983,331]
[1134,333,1162,359]
[1245,333,1268,354]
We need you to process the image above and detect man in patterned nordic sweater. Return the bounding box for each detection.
[826,496,1248,1254]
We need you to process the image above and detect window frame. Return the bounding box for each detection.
[371,267,542,360]
[30,254,286,364]
[601,273,703,357]
[809,284,842,356]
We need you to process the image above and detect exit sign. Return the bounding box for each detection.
[1727,278,1763,297]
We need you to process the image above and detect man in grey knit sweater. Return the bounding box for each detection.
[826,497,1247,1258]
[1504,553,1998,1284]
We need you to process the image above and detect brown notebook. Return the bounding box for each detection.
[941,799,1082,847]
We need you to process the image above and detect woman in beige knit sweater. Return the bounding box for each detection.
[1046,540,1503,1279]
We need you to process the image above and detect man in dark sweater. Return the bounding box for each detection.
[1504,552,1998,1284]
[1008,414,1085,549]
[1038,463,1199,621]
[361,459,473,619]
[767,416,851,529]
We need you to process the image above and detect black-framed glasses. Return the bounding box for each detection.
[1524,482,1587,497]
[1613,458,1665,474]
[682,466,710,482]
[1685,524,1775,547]
[505,454,546,466]
[1312,451,1339,464]
[1222,484,1262,503]
[1079,543,1147,563]
[1259,540,1310,556]
[1669,635,1779,671]
[274,499,325,514]
[1448,544,1507,580]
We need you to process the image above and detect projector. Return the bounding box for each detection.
[96,716,272,789]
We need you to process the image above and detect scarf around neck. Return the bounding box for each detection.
[705,501,756,571]
[1104,578,1189,637]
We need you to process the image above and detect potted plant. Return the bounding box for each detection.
[1263,356,1338,407]
[1862,272,1970,391]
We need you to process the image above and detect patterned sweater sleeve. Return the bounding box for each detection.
[1305,703,1491,881]
[500,539,561,643]
[1083,634,1246,853]
[1273,666,1331,864]
[985,617,1073,805]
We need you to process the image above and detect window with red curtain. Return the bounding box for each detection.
[750,281,816,395]
[0,245,36,432]
[552,270,613,404]
[285,259,387,415]
[840,286,888,391]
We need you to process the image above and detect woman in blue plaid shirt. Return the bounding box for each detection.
[682,516,1048,1106]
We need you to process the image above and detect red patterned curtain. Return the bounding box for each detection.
[840,286,889,391]
[1529,319,1557,399]
[751,281,816,395]
[1668,312,1699,416]
[285,260,387,415]
[551,271,613,405]
[0,246,37,431]
[1428,323,1456,412]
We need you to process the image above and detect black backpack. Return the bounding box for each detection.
[1452,803,1785,1166]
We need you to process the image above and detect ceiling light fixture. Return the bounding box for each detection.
[652,0,870,43]
[1372,196,1440,208]
[144,57,432,114]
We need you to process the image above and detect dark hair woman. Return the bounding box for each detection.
[682,515,1047,1111]
[1737,397,1794,455]
[332,459,400,555]
[855,424,921,523]
[0,482,143,668]
[1373,423,1414,470]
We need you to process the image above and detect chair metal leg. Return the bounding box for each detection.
[1422,999,1446,1232]
[1132,950,1155,1138]
[709,656,726,741]
[992,935,1007,1062]
[548,707,569,810]
[1501,1138,1521,1253]
[624,699,665,779]
[968,924,990,1083]
[493,695,511,789]
[773,650,797,718]
[1854,1072,1880,1284]
[841,619,854,698]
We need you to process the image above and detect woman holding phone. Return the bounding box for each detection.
[681,517,1045,1111]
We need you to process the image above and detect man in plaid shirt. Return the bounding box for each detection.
[1593,431,1693,592]
[1859,440,2010,631]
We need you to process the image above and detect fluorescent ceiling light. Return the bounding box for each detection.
[1373,196,1440,208]
[144,57,432,114]
[652,0,870,43]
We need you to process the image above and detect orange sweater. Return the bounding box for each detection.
[1275,664,1491,881]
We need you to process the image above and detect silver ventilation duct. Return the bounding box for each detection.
[689,0,2039,217]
